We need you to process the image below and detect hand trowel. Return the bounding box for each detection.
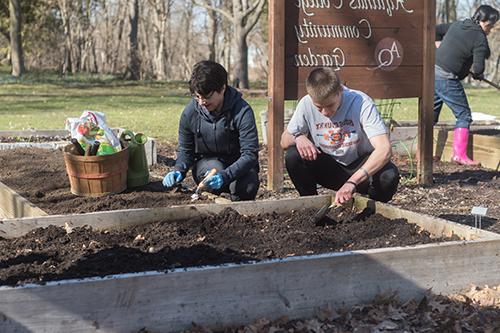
[191,168,217,201]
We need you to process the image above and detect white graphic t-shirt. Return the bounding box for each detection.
[287,86,388,166]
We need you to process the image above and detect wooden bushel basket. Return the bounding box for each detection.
[63,145,129,197]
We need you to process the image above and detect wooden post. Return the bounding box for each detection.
[267,0,285,191]
[418,0,436,185]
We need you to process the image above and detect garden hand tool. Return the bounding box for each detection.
[310,197,354,225]
[470,72,500,90]
[482,77,500,90]
[191,168,217,200]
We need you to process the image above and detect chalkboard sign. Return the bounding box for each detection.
[284,0,424,99]
[267,0,435,190]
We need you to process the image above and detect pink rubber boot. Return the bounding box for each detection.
[452,128,480,166]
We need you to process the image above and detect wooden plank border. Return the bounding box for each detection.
[1,195,499,332]
[0,232,498,332]
[0,181,47,219]
[434,129,500,171]
[1,194,498,241]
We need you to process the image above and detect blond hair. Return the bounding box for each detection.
[306,68,342,102]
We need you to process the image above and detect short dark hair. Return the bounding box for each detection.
[189,60,228,95]
[306,68,343,102]
[472,5,499,25]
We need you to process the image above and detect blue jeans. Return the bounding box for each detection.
[434,77,472,129]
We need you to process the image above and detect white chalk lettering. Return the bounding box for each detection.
[374,40,401,70]
[296,0,332,17]
[332,0,343,9]
[293,47,345,69]
[348,0,413,17]
[294,18,372,43]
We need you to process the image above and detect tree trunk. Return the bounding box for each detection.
[233,26,249,88]
[207,4,218,62]
[58,0,73,75]
[9,0,24,77]
[128,0,141,80]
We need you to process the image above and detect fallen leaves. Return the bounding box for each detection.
[183,286,500,333]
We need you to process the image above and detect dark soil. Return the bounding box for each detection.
[0,148,209,215]
[252,145,500,234]
[471,128,500,136]
[0,144,498,234]
[391,155,500,233]
[0,206,457,286]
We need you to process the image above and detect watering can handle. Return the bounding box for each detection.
[120,129,136,142]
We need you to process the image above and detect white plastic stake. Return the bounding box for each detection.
[471,206,488,229]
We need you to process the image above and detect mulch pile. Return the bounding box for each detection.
[0,206,457,286]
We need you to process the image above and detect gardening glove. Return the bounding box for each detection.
[162,171,184,188]
[204,173,224,190]
[471,72,484,80]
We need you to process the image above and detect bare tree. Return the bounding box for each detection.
[57,0,74,75]
[128,0,141,80]
[203,0,221,62]
[9,0,24,77]
[195,0,266,88]
[147,0,174,80]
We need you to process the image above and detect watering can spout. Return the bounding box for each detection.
[120,130,150,188]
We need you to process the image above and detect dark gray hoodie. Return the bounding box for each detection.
[435,19,490,80]
[174,86,259,183]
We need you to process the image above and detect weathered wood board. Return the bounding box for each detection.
[434,129,500,171]
[388,124,500,171]
[0,181,47,219]
[0,195,499,332]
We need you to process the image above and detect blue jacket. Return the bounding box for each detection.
[174,86,259,183]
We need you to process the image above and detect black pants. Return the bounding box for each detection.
[285,146,399,203]
[193,158,259,201]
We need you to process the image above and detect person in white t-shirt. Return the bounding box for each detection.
[281,68,399,205]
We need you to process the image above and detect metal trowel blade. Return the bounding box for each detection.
[310,203,335,225]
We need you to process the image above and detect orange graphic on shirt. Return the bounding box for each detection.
[323,128,351,145]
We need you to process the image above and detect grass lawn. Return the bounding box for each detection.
[1,68,498,142]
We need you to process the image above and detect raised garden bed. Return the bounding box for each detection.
[0,148,209,217]
[0,195,499,332]
[0,204,459,286]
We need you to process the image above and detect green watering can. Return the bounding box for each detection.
[120,130,150,188]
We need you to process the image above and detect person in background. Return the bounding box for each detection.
[281,68,399,205]
[434,4,499,165]
[162,60,260,201]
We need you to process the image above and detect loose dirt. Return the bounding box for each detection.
[0,144,498,233]
[252,146,500,234]
[0,206,457,286]
[0,148,208,215]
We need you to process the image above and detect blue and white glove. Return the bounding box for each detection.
[162,171,185,188]
[204,173,224,190]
